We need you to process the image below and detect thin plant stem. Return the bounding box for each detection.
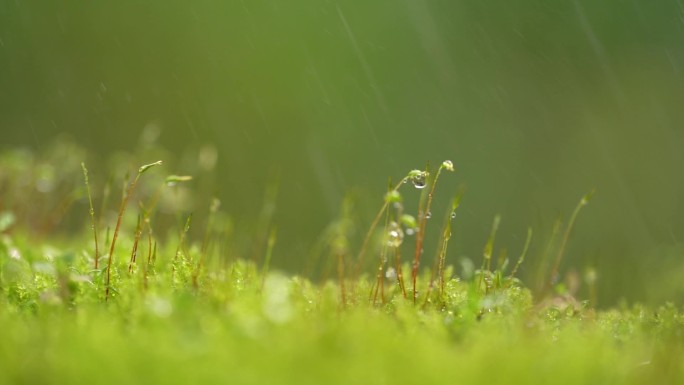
[338,251,347,307]
[508,227,533,280]
[535,219,562,294]
[143,227,153,291]
[259,227,278,291]
[372,194,392,305]
[172,213,193,282]
[105,160,162,301]
[394,246,406,298]
[81,163,100,270]
[439,193,461,297]
[105,173,141,301]
[97,174,112,231]
[437,216,453,298]
[193,198,220,289]
[547,190,594,293]
[412,163,451,303]
[146,221,154,268]
[354,175,410,277]
[478,215,501,294]
[128,214,142,274]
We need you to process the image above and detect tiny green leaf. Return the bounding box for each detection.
[400,214,417,229]
[580,189,595,206]
[138,160,163,174]
[165,175,193,186]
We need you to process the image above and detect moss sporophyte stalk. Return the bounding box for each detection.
[1,146,682,385]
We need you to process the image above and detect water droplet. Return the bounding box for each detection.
[410,171,427,189]
[451,212,457,219]
[385,267,396,279]
[425,211,432,219]
[408,170,428,189]
[386,221,404,247]
[405,228,415,236]
[10,248,21,260]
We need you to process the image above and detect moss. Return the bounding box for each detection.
[0,142,682,384]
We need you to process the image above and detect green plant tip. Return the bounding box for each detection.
[580,189,595,206]
[138,160,163,174]
[165,175,193,186]
[442,160,454,172]
[407,170,428,189]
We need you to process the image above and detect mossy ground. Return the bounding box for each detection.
[0,143,683,384]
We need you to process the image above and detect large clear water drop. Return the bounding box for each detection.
[410,171,427,189]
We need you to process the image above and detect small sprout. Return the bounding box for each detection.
[165,175,193,186]
[138,160,163,174]
[580,189,595,206]
[450,194,462,220]
[442,160,454,172]
[386,221,404,247]
[407,169,424,178]
[384,190,402,203]
[508,227,532,280]
[408,170,428,189]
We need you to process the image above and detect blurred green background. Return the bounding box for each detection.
[2,1,684,305]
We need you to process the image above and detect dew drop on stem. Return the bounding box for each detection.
[386,221,404,247]
[385,267,396,279]
[408,170,428,189]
